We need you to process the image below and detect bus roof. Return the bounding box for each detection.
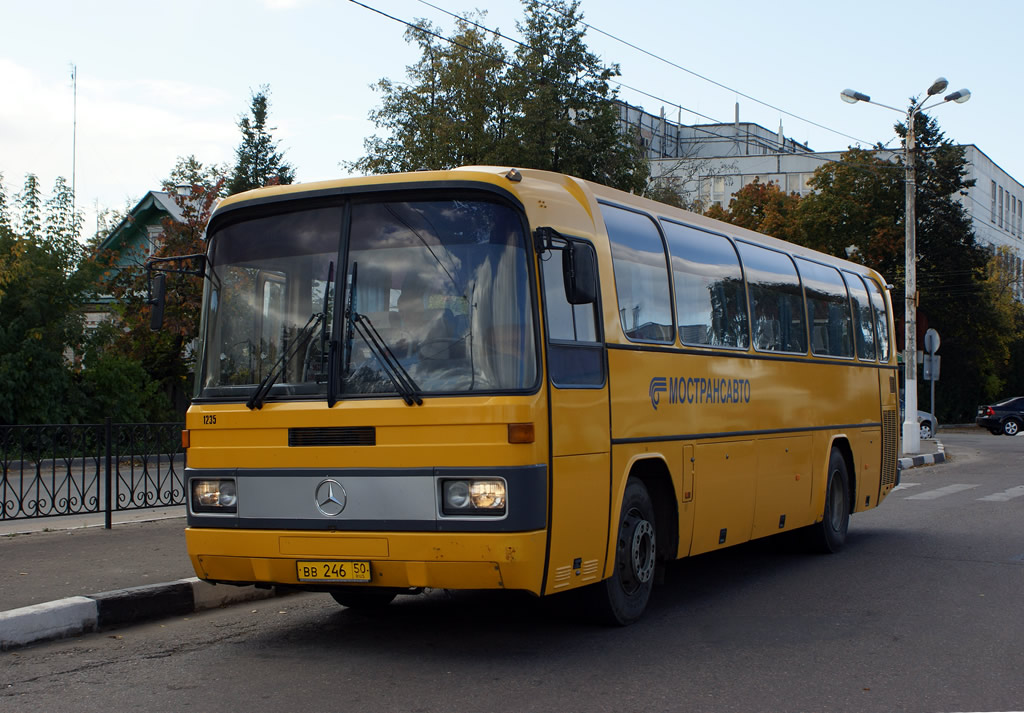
[211,165,890,285]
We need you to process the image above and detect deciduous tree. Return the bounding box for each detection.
[350,12,510,174]
[351,1,648,192]
[0,174,94,424]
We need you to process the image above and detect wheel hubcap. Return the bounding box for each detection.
[629,515,656,585]
[618,507,657,594]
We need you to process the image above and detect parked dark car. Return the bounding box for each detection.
[976,397,1024,436]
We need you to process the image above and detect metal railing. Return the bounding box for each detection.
[0,420,185,528]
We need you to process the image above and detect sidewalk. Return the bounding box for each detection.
[2,436,947,649]
[0,509,281,650]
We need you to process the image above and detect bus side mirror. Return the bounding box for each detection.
[562,241,597,305]
[149,272,166,331]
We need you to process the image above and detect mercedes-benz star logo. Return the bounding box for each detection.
[314,479,347,517]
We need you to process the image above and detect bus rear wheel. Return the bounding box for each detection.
[589,478,657,626]
[807,448,850,553]
[329,587,399,610]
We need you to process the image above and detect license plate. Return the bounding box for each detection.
[296,560,372,582]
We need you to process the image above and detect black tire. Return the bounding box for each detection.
[329,588,399,609]
[919,421,933,439]
[1002,419,1021,437]
[588,478,657,626]
[808,448,850,554]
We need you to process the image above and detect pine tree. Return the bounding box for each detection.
[226,86,295,195]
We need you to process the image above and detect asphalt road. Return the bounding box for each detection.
[2,430,1021,713]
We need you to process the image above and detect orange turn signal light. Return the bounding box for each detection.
[508,423,535,444]
[181,430,191,450]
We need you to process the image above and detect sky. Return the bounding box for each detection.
[1,0,1020,236]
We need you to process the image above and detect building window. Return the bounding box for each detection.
[992,181,998,223]
[999,186,1004,229]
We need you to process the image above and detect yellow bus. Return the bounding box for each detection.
[168,166,899,625]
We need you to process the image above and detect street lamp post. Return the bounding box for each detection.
[840,79,970,453]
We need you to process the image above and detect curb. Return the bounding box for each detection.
[898,440,946,471]
[0,578,281,650]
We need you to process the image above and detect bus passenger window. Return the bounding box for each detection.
[600,204,673,343]
[737,242,807,354]
[662,221,748,349]
[796,258,853,358]
[843,271,877,361]
[865,277,891,362]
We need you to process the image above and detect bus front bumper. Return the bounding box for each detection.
[186,527,548,594]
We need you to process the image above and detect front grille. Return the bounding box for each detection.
[288,427,376,447]
[881,409,898,488]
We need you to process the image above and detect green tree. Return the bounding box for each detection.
[167,154,229,194]
[351,1,648,192]
[796,148,904,273]
[350,12,511,174]
[0,174,95,424]
[504,0,647,192]
[892,113,1011,421]
[226,86,295,195]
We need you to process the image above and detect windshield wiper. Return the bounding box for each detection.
[342,261,422,406]
[352,313,424,406]
[246,312,324,410]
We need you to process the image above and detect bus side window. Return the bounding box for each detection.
[661,220,749,349]
[843,271,877,361]
[541,241,605,388]
[600,203,674,344]
[736,242,808,354]
[865,277,891,362]
[796,258,854,358]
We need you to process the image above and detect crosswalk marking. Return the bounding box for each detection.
[893,483,921,491]
[977,486,1024,502]
[904,484,980,500]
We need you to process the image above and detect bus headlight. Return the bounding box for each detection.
[192,478,237,514]
[441,479,506,516]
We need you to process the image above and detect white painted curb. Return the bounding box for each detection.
[0,597,98,650]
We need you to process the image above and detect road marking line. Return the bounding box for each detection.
[893,483,921,491]
[904,484,980,500]
[978,485,1024,502]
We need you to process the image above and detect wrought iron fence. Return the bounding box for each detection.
[0,420,185,528]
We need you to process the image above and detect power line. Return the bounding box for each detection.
[525,0,871,146]
[352,0,1024,266]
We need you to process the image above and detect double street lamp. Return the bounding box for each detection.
[840,78,970,454]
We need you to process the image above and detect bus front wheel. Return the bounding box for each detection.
[808,448,850,554]
[589,478,657,626]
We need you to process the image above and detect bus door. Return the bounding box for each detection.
[539,240,611,594]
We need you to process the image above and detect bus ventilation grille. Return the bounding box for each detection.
[288,427,376,447]
[881,409,898,488]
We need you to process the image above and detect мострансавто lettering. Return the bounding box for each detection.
[649,376,751,410]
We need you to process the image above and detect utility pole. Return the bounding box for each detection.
[71,63,77,206]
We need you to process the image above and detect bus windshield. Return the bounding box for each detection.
[197,197,538,402]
